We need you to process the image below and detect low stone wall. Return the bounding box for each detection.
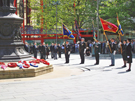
[0,64,53,79]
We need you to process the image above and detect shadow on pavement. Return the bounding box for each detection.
[118,71,128,74]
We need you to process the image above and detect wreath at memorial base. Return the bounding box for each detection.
[30,63,38,67]
[40,59,50,65]
[0,65,7,70]
[29,59,40,64]
[18,61,30,68]
[23,64,30,68]
[0,62,5,65]
[8,63,17,68]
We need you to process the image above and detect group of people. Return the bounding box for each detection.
[78,38,133,72]
[24,37,133,72]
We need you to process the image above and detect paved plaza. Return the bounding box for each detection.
[0,53,135,101]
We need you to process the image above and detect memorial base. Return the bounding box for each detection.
[0,63,53,79]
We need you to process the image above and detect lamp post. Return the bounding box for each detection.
[97,0,99,40]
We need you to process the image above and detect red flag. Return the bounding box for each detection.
[100,18,118,33]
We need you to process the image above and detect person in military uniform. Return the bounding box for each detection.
[94,40,101,65]
[109,38,116,66]
[33,42,38,58]
[64,41,70,63]
[79,38,86,64]
[120,40,127,68]
[41,42,46,60]
[126,39,132,72]
[57,44,61,58]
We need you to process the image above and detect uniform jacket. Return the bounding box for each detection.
[95,42,101,54]
[65,44,70,54]
[79,42,86,53]
[110,42,116,53]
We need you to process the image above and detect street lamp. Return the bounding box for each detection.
[97,0,99,40]
[53,1,60,44]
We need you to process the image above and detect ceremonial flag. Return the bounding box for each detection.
[100,18,118,33]
[117,14,124,36]
[75,20,81,40]
[92,21,97,41]
[62,24,75,39]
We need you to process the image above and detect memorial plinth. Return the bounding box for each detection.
[0,0,32,62]
[0,63,53,79]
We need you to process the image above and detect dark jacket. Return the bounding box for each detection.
[50,45,54,52]
[33,45,38,53]
[41,45,46,54]
[79,42,86,53]
[95,42,101,55]
[126,43,132,63]
[54,45,58,53]
[110,42,116,53]
[65,44,70,54]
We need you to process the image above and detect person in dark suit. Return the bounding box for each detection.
[64,41,70,63]
[38,43,42,59]
[126,39,132,72]
[24,42,30,53]
[50,43,54,59]
[120,40,127,68]
[53,43,58,60]
[109,38,116,66]
[57,44,61,58]
[33,42,38,58]
[94,40,101,65]
[79,38,86,64]
[46,44,49,59]
[41,42,46,60]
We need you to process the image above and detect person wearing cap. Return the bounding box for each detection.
[79,38,86,64]
[126,39,132,72]
[109,38,116,66]
[120,40,127,68]
[94,40,101,65]
[64,41,70,63]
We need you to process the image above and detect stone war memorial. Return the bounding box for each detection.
[0,0,53,79]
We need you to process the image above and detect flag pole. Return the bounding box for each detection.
[117,13,123,54]
[103,31,112,53]
[61,21,66,54]
[119,34,122,54]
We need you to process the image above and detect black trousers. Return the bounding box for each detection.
[95,53,99,64]
[34,52,37,58]
[65,53,70,63]
[80,52,85,63]
[58,52,61,58]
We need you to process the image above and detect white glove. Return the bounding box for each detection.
[63,42,65,45]
[113,51,116,55]
[127,56,130,58]
[84,49,86,54]
[77,41,80,44]
[107,41,109,45]
[68,51,70,55]
[98,53,100,55]
[119,42,122,45]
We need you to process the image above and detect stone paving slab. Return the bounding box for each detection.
[0,54,135,101]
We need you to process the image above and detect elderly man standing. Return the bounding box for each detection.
[79,38,86,64]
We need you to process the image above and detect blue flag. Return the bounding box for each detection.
[92,21,97,41]
[63,24,75,39]
[117,14,124,36]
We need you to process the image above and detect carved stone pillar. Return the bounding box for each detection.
[0,0,32,62]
